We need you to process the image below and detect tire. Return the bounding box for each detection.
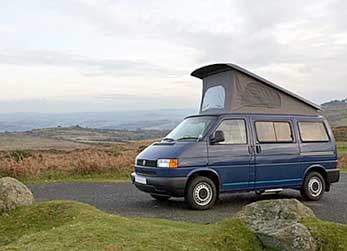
[150,194,170,201]
[185,176,217,210]
[301,171,326,201]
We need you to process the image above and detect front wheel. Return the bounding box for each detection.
[301,171,325,201]
[185,176,217,210]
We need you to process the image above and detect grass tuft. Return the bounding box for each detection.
[301,217,347,251]
[209,218,277,251]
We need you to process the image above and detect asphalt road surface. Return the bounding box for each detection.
[30,174,347,224]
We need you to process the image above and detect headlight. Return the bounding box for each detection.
[157,159,178,168]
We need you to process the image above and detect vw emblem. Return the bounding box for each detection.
[142,160,146,166]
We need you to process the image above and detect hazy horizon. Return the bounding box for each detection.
[1,0,347,113]
[0,98,340,114]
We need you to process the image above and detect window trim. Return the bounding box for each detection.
[297,121,330,143]
[254,120,295,144]
[211,118,249,145]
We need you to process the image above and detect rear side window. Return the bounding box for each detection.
[298,122,329,142]
[255,121,293,143]
[215,120,247,144]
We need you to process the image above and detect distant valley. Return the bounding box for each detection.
[0,100,346,152]
[0,99,346,133]
[0,109,195,132]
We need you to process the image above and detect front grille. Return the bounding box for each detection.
[136,169,156,176]
[136,159,157,167]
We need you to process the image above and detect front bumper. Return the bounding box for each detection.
[326,169,340,184]
[131,172,187,197]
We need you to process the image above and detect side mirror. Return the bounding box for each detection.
[210,130,225,144]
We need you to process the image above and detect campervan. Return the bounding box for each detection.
[131,64,340,210]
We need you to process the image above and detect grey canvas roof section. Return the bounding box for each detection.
[191,63,321,111]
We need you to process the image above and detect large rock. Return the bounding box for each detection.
[237,199,317,251]
[0,177,34,214]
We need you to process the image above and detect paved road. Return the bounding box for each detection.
[30,174,347,224]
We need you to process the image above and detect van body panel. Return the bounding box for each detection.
[253,144,302,189]
[135,141,208,177]
[137,142,183,160]
[250,115,302,189]
[207,115,255,192]
[295,117,338,182]
[177,142,209,168]
[208,144,254,191]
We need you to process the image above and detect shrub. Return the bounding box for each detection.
[0,141,152,181]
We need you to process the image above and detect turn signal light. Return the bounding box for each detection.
[169,159,178,169]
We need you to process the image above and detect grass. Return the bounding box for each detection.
[0,201,275,251]
[302,218,347,251]
[0,140,153,184]
[337,142,347,155]
[337,142,347,172]
[1,201,347,251]
[324,109,347,128]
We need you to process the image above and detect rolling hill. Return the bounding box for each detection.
[321,99,347,127]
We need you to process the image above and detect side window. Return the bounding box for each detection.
[298,121,329,142]
[255,121,293,143]
[201,86,226,112]
[215,120,247,144]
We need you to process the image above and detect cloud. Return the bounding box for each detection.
[0,25,15,33]
[0,0,347,112]
[52,0,347,69]
[0,50,185,77]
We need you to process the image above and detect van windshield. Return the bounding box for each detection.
[163,116,216,142]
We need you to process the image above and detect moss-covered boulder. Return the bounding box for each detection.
[0,177,34,214]
[237,199,317,251]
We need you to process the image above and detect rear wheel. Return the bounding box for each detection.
[301,171,325,201]
[150,194,170,201]
[185,176,217,210]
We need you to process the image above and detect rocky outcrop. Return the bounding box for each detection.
[0,177,34,214]
[237,199,317,251]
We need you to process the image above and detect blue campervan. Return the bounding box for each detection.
[131,64,340,210]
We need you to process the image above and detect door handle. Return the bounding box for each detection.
[256,145,262,154]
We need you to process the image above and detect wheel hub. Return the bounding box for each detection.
[193,182,212,206]
[308,177,322,197]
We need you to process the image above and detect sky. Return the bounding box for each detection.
[0,0,346,113]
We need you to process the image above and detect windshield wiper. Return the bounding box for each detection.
[162,137,175,142]
[176,136,199,141]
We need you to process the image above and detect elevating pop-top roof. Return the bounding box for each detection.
[191,63,321,115]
